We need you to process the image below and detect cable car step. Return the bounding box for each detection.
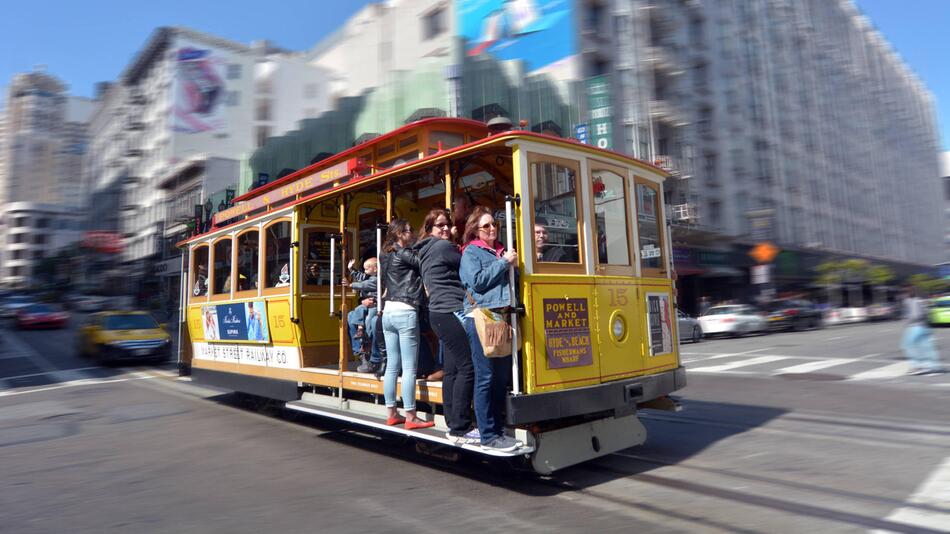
[285,399,535,458]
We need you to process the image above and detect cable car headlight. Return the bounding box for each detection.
[612,315,626,341]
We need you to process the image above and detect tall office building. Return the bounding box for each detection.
[585,0,942,262]
[0,69,93,287]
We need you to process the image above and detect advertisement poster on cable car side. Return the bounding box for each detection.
[542,298,593,369]
[201,301,269,343]
[646,293,673,356]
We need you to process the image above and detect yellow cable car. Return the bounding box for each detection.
[177,118,686,473]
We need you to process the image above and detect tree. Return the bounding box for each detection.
[866,264,895,304]
[815,260,844,307]
[909,274,948,297]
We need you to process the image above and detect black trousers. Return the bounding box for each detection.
[429,310,474,434]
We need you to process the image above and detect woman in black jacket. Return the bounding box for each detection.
[380,219,434,430]
[415,208,477,444]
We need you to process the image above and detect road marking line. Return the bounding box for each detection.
[688,355,788,373]
[686,347,775,362]
[0,375,153,397]
[772,358,852,375]
[858,353,882,360]
[848,362,911,381]
[828,336,848,340]
[875,456,950,533]
[0,366,101,381]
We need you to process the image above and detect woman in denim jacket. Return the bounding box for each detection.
[459,205,521,452]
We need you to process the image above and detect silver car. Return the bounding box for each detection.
[677,309,703,343]
[698,304,768,337]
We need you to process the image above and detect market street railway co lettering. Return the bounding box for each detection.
[543,298,593,369]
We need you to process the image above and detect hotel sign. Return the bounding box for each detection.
[213,158,366,225]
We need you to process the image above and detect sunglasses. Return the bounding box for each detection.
[433,222,450,229]
[479,222,498,230]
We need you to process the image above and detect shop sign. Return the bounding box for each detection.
[542,298,593,369]
[587,75,612,150]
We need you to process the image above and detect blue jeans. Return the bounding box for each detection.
[901,324,942,371]
[463,315,511,444]
[348,305,381,363]
[382,310,419,410]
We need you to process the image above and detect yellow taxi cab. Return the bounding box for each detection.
[79,311,171,363]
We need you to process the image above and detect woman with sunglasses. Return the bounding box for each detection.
[379,218,433,429]
[415,208,478,444]
[459,206,520,452]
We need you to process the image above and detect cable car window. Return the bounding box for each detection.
[212,238,233,295]
[192,245,209,297]
[636,182,666,273]
[532,161,580,263]
[236,231,259,292]
[265,221,291,288]
[592,169,631,266]
[304,229,341,288]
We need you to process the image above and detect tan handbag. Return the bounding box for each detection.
[467,293,512,357]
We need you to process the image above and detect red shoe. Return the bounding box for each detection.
[386,415,406,426]
[405,419,435,430]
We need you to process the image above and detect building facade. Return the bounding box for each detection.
[0,69,94,287]
[82,27,332,301]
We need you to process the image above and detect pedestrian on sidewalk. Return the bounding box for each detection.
[900,287,943,375]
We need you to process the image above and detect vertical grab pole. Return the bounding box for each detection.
[376,225,384,312]
[177,249,185,371]
[329,236,336,316]
[505,195,521,395]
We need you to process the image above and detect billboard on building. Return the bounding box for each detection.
[459,0,575,73]
[173,46,226,133]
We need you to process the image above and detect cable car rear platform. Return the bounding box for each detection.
[285,394,536,458]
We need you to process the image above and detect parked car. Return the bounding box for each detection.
[765,299,823,331]
[1,294,36,318]
[698,305,768,337]
[75,295,110,313]
[79,311,171,363]
[867,302,900,321]
[930,296,950,326]
[15,304,69,329]
[677,309,703,343]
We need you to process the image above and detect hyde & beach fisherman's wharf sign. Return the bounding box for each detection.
[542,298,593,369]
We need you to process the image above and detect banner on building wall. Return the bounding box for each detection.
[459,0,575,73]
[587,75,612,149]
[173,47,226,133]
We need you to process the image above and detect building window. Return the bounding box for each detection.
[227,64,242,80]
[255,99,272,121]
[422,6,446,40]
[256,125,272,148]
[34,250,43,260]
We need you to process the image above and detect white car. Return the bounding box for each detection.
[698,305,768,337]
[677,310,703,343]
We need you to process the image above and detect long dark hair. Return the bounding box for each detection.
[383,218,410,253]
[418,208,449,240]
[462,205,493,246]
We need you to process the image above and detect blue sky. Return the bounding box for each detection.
[0,0,376,98]
[0,1,947,150]
[854,0,950,151]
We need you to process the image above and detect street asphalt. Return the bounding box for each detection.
[1,317,948,533]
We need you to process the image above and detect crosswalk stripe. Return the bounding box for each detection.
[847,361,912,381]
[773,358,852,375]
[688,355,788,373]
[875,456,950,533]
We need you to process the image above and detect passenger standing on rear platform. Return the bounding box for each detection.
[460,206,521,452]
[415,208,478,444]
[380,219,433,429]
